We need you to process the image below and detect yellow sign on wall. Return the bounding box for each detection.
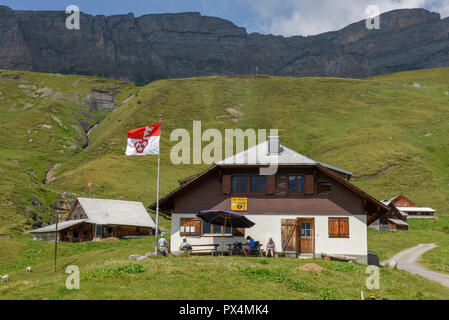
[231,198,248,211]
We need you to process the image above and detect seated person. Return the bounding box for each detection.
[242,236,256,256]
[180,237,192,252]
[265,238,276,257]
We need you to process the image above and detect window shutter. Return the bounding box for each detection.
[267,175,276,194]
[222,175,231,194]
[232,227,245,237]
[191,219,202,236]
[305,175,314,195]
[180,218,189,236]
[328,218,349,238]
[180,218,202,236]
[341,219,349,237]
[328,219,337,236]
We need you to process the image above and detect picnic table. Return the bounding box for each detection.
[189,244,219,256]
[226,243,264,257]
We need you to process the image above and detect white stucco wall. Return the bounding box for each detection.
[170,214,246,253]
[170,213,367,260]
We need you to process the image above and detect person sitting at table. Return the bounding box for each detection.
[265,238,276,257]
[180,237,192,252]
[242,236,255,256]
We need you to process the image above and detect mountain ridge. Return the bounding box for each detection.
[1,6,449,84]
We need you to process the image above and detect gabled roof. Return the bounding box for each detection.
[216,141,352,176]
[149,163,388,217]
[77,198,156,228]
[32,198,156,233]
[31,219,87,233]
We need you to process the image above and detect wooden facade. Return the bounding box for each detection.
[151,161,389,262]
[391,195,417,208]
[155,165,387,223]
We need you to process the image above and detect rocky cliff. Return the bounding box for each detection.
[1,5,449,83]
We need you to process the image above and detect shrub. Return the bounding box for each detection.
[316,288,339,300]
[85,264,146,279]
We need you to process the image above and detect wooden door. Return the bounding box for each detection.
[281,219,298,252]
[297,218,314,254]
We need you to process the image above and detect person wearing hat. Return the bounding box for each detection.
[180,237,192,252]
[158,234,168,256]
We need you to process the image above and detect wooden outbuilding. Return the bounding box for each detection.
[31,198,156,242]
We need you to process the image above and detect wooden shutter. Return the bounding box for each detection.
[267,175,276,194]
[180,218,202,236]
[232,227,245,237]
[328,218,349,238]
[191,219,202,236]
[340,219,349,237]
[222,175,231,194]
[305,175,314,195]
[317,182,331,194]
[281,219,297,251]
[180,218,189,236]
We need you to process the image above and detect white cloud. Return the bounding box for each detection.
[247,0,449,36]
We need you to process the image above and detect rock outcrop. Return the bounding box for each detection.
[1,5,449,83]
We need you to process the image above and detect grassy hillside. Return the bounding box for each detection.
[0,70,135,234]
[2,68,449,299]
[51,71,449,216]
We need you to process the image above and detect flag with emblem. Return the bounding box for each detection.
[125,122,161,156]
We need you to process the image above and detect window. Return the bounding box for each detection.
[232,176,247,193]
[288,176,305,193]
[136,227,140,233]
[250,176,266,193]
[300,222,311,238]
[180,218,201,236]
[73,231,79,238]
[328,218,349,238]
[108,227,113,234]
[317,182,331,195]
[232,175,266,193]
[202,222,232,235]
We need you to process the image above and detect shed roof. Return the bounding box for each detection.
[31,198,156,234]
[77,198,156,228]
[31,219,87,233]
[388,218,409,227]
[216,141,352,176]
[396,207,436,213]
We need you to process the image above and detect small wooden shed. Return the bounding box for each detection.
[31,198,156,242]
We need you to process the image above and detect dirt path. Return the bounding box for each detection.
[387,243,449,288]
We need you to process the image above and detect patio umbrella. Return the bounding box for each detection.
[197,210,255,256]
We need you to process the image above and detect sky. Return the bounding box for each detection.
[2,0,449,36]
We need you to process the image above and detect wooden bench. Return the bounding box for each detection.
[323,254,357,263]
[227,244,264,257]
[189,244,219,256]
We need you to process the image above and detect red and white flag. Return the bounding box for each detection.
[125,122,161,156]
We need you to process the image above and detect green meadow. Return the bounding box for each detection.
[1,236,449,300]
[2,68,449,299]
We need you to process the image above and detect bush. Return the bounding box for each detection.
[316,288,339,300]
[85,264,146,279]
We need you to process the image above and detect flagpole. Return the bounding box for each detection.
[154,114,162,255]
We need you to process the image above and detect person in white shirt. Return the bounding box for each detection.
[158,234,168,256]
